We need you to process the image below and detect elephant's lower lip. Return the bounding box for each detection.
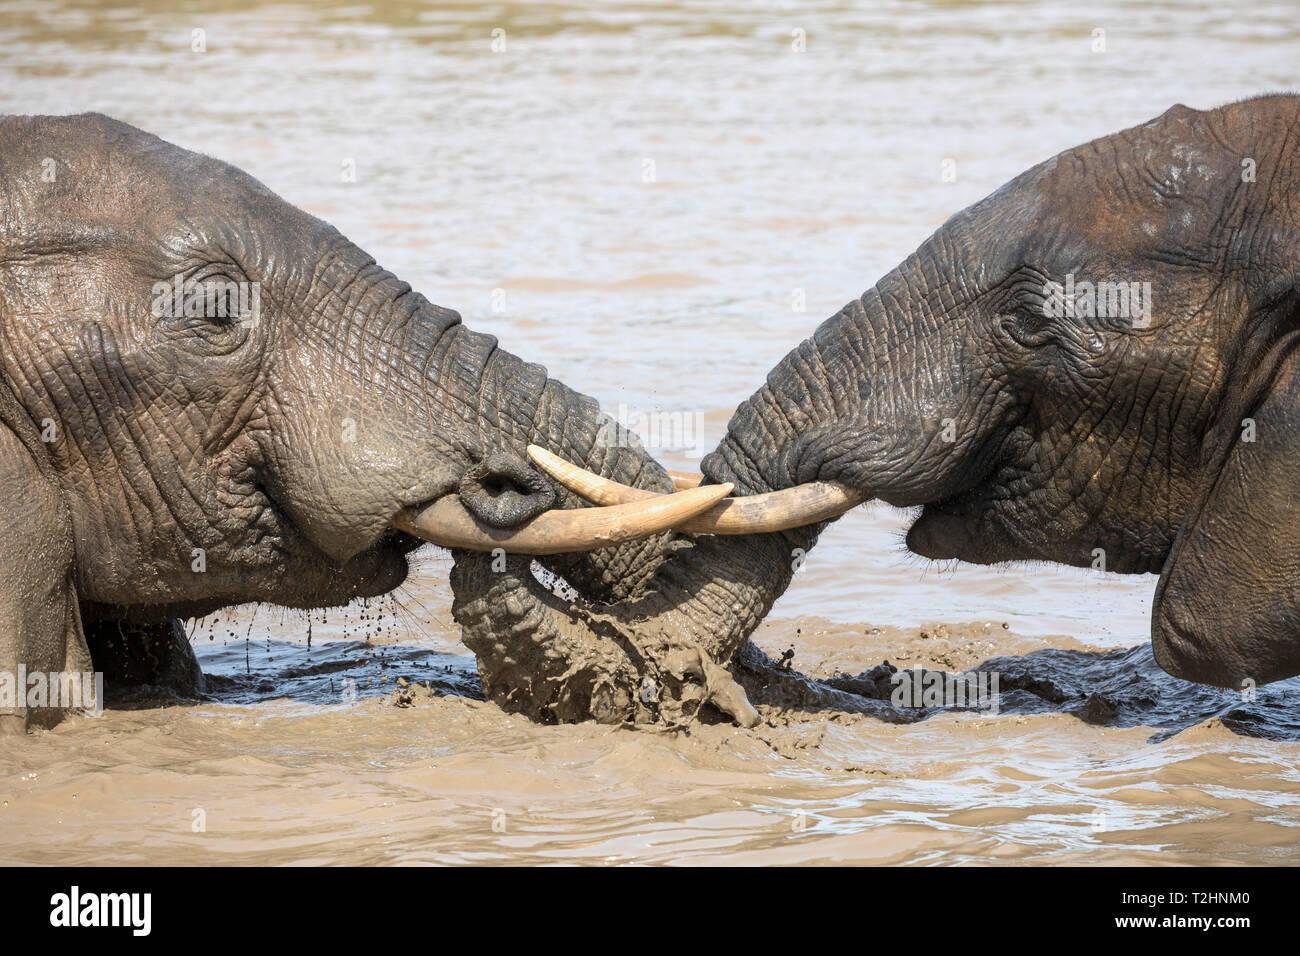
[905,506,967,560]
[377,525,426,555]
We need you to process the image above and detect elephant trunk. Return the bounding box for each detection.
[445,326,682,603]
[416,319,716,717]
[447,258,998,725]
[446,285,901,724]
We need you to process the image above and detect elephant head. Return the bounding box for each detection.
[473,93,1300,719]
[0,113,726,730]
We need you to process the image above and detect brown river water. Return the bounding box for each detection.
[3,0,1300,865]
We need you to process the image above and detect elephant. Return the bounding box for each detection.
[0,112,747,733]
[474,93,1300,722]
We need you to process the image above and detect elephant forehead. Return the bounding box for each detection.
[943,106,1256,282]
[1054,115,1246,251]
[0,113,325,263]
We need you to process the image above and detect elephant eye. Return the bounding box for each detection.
[193,277,252,325]
[151,267,259,354]
[152,269,261,327]
[996,300,1055,349]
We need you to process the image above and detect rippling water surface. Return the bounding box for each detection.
[2,0,1298,864]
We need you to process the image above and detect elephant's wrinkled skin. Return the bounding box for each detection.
[0,113,688,732]
[483,94,1300,712]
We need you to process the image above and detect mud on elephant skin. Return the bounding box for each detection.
[493,94,1300,722]
[0,112,718,733]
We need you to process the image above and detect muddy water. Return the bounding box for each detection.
[3,0,1299,864]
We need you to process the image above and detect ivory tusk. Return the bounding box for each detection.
[667,470,703,489]
[528,444,865,535]
[392,481,734,555]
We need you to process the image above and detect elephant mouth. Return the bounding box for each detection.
[390,482,733,554]
[388,445,868,555]
[376,525,427,556]
[906,494,1027,566]
[905,504,970,560]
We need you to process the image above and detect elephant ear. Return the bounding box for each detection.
[1152,342,1300,690]
[0,418,93,732]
